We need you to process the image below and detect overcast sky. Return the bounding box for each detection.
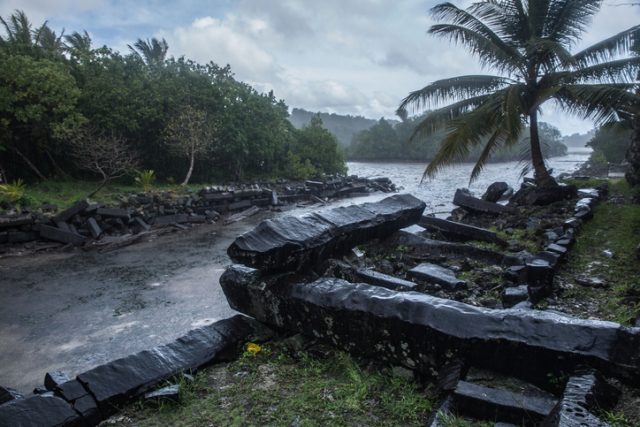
[1,0,638,135]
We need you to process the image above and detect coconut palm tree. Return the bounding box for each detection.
[398,1,640,187]
[0,10,35,54]
[128,37,169,67]
[64,30,92,60]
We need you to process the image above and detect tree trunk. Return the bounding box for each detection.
[87,178,108,198]
[45,150,70,179]
[13,147,46,180]
[529,110,557,187]
[626,116,640,186]
[181,150,195,186]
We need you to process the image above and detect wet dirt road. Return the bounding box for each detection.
[0,215,275,394]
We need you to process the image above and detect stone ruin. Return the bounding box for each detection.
[220,192,638,426]
[1,187,636,426]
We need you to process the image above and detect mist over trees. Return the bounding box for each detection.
[347,116,567,163]
[289,108,380,146]
[0,11,346,185]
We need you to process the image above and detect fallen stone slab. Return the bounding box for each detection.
[54,379,99,423]
[418,216,507,246]
[453,189,513,214]
[0,395,80,427]
[52,200,89,223]
[408,263,466,291]
[228,199,252,211]
[224,206,261,225]
[543,369,619,426]
[202,192,234,202]
[353,268,418,292]
[0,215,33,229]
[77,315,269,415]
[96,207,130,219]
[386,231,520,267]
[220,266,640,386]
[44,371,71,391]
[0,386,23,405]
[39,225,86,246]
[227,194,426,273]
[451,380,557,425]
[7,231,36,243]
[133,217,151,231]
[86,217,102,239]
[503,285,529,308]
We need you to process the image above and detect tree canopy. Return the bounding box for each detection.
[0,10,346,185]
[398,0,640,187]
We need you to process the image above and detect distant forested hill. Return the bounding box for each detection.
[289,108,381,146]
[562,130,595,149]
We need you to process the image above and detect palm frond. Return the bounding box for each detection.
[469,129,504,183]
[574,25,640,66]
[429,24,523,74]
[554,84,639,125]
[527,37,576,71]
[405,93,497,139]
[558,57,640,84]
[545,0,602,45]
[397,75,512,112]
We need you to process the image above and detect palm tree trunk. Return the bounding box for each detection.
[529,110,557,187]
[181,151,194,186]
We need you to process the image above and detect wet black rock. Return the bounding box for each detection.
[52,200,89,223]
[227,194,426,273]
[418,216,507,246]
[77,315,268,415]
[54,379,99,423]
[220,266,640,386]
[408,263,466,291]
[437,359,467,392]
[39,225,86,246]
[510,185,577,206]
[0,387,23,405]
[387,231,520,267]
[353,268,418,292]
[543,369,619,426]
[482,182,511,203]
[451,380,557,425]
[454,189,513,214]
[0,395,80,427]
[44,371,71,391]
[503,286,529,308]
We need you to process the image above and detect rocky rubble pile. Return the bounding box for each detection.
[0,175,395,255]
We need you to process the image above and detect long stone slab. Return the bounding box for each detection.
[418,216,507,246]
[39,225,87,246]
[0,395,80,427]
[353,268,418,291]
[408,263,466,290]
[453,189,513,214]
[227,194,426,273]
[52,200,89,223]
[387,231,521,267]
[77,315,267,415]
[0,215,33,230]
[220,266,640,386]
[451,380,557,424]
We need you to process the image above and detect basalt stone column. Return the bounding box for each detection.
[227,194,426,273]
[220,265,640,387]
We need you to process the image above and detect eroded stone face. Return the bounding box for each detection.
[220,265,640,387]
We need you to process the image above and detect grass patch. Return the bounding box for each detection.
[107,344,434,427]
[9,180,204,211]
[559,180,640,324]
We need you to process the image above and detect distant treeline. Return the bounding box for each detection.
[347,116,568,163]
[289,108,382,147]
[0,11,346,185]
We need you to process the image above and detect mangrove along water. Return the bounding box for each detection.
[0,152,589,393]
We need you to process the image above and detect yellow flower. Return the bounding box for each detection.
[246,342,262,356]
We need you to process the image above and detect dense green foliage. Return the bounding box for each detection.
[0,11,346,185]
[289,108,378,146]
[587,125,633,164]
[398,1,640,186]
[348,116,567,162]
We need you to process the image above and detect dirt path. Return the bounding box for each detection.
[0,213,275,394]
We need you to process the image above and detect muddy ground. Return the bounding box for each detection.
[0,213,281,394]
